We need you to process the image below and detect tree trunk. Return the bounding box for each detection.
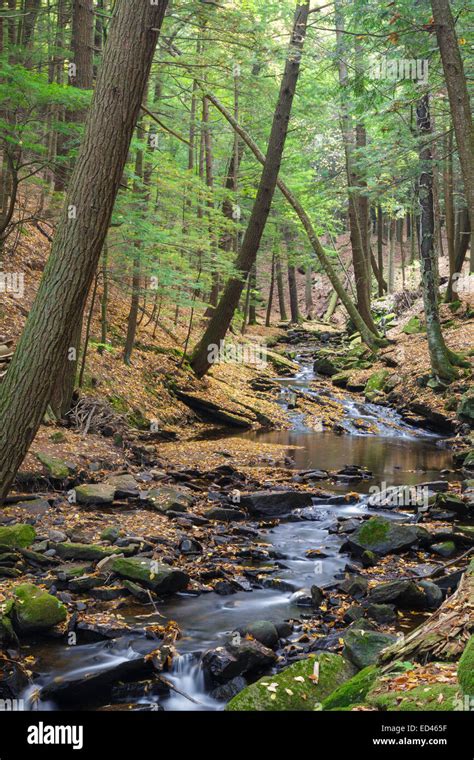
[275,253,288,321]
[376,205,385,296]
[417,94,458,382]
[287,264,300,324]
[305,266,314,319]
[388,218,396,293]
[444,129,456,284]
[431,0,474,259]
[0,0,168,501]
[265,251,276,327]
[190,2,310,378]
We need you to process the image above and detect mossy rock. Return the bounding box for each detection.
[35,452,70,479]
[343,629,397,669]
[402,316,425,335]
[55,542,118,561]
[0,613,18,646]
[0,524,36,548]
[458,635,474,696]
[75,483,116,505]
[367,682,459,711]
[332,371,351,388]
[348,516,428,556]
[458,392,474,423]
[322,665,378,710]
[226,653,356,711]
[364,370,389,397]
[111,557,189,593]
[12,583,67,633]
[49,432,66,443]
[463,450,474,470]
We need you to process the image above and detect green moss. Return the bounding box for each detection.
[402,316,425,335]
[49,432,66,443]
[35,452,69,478]
[55,542,118,561]
[364,370,389,396]
[226,653,355,712]
[367,682,459,711]
[357,517,390,547]
[458,636,474,696]
[322,666,378,710]
[0,524,36,548]
[13,583,67,633]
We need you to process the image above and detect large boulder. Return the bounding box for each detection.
[111,557,189,593]
[346,516,430,556]
[0,524,35,548]
[12,583,67,633]
[202,639,277,685]
[239,490,314,517]
[343,629,397,669]
[226,653,356,711]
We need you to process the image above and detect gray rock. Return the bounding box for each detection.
[239,490,314,517]
[236,621,279,649]
[347,516,430,556]
[343,628,397,669]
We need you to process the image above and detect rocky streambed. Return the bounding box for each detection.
[0,354,472,713]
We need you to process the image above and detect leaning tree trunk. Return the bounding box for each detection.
[190,2,310,378]
[50,0,95,416]
[204,93,383,350]
[0,0,168,501]
[380,560,474,667]
[431,0,474,263]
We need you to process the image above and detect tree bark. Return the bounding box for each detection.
[0,0,168,501]
[265,251,276,327]
[287,263,300,324]
[275,252,288,321]
[431,0,473,260]
[190,2,310,378]
[417,95,458,382]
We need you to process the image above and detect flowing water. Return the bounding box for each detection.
[22,359,454,711]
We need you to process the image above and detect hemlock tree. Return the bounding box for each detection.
[0,0,168,501]
[431,0,473,268]
[190,1,310,378]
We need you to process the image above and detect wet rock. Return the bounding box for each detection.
[0,524,36,548]
[90,586,128,601]
[361,550,377,568]
[12,583,67,633]
[338,575,368,599]
[343,628,396,669]
[346,516,430,556]
[211,676,247,701]
[368,579,441,610]
[204,507,245,522]
[239,490,314,517]
[111,557,189,593]
[68,574,105,592]
[75,483,116,505]
[430,541,456,558]
[290,585,325,608]
[111,678,169,703]
[202,639,277,685]
[40,646,158,705]
[365,603,396,624]
[146,486,194,514]
[122,580,152,603]
[236,621,279,649]
[343,606,365,624]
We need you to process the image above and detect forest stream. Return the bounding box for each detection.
[20,351,456,712]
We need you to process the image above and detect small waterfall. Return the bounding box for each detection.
[163,653,222,711]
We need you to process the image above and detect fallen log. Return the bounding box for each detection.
[379,559,474,668]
